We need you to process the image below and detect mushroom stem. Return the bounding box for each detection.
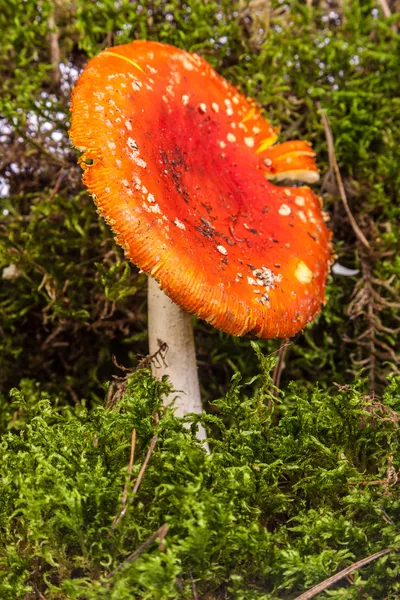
[148,277,207,441]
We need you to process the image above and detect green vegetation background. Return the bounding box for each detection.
[0,0,399,598]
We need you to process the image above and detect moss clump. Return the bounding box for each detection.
[1,0,399,401]
[1,347,399,599]
[0,1,399,596]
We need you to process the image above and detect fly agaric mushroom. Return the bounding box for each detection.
[70,41,331,434]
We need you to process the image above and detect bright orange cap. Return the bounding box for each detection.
[70,41,332,338]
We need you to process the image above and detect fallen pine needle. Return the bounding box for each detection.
[317,103,370,250]
[294,547,394,600]
[111,433,158,530]
[106,523,169,578]
[111,428,137,529]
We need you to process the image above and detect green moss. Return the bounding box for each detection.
[1,349,399,598]
[0,1,399,595]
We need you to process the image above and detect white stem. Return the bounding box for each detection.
[148,277,207,442]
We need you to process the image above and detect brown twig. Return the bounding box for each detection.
[47,169,66,202]
[377,0,398,32]
[294,548,394,600]
[317,103,370,250]
[136,339,168,370]
[111,434,158,530]
[190,572,199,600]
[111,428,137,530]
[48,11,61,86]
[272,340,290,389]
[105,523,169,578]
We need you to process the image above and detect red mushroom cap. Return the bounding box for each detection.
[70,41,332,338]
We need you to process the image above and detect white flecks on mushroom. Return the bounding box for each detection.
[182,56,194,71]
[95,105,104,112]
[148,203,162,214]
[132,80,142,91]
[283,189,292,197]
[166,85,174,96]
[294,195,305,206]
[172,71,181,84]
[127,137,139,151]
[298,211,307,223]
[105,120,112,128]
[252,266,282,292]
[211,102,219,112]
[322,211,330,222]
[278,204,291,216]
[260,294,271,307]
[162,95,169,103]
[134,157,147,169]
[285,242,291,248]
[182,94,189,106]
[174,218,186,230]
[247,276,257,285]
[148,193,155,203]
[198,102,207,113]
[107,140,116,150]
[295,261,313,284]
[232,95,240,104]
[252,126,261,134]
[264,158,272,167]
[125,120,132,131]
[217,244,228,256]
[244,137,255,148]
[142,185,148,194]
[226,106,234,116]
[227,133,236,143]
[238,123,247,130]
[219,140,226,148]
[116,159,122,167]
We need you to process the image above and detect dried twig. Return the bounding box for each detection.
[272,340,290,389]
[136,339,168,370]
[317,103,370,250]
[111,428,137,530]
[377,0,398,32]
[111,434,158,530]
[48,11,61,86]
[190,572,199,600]
[294,548,395,600]
[106,523,169,578]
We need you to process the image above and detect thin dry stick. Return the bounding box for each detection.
[48,11,61,86]
[111,434,158,530]
[378,0,392,17]
[272,340,290,389]
[190,572,199,600]
[317,103,370,250]
[294,548,394,600]
[378,0,398,32]
[106,523,169,578]
[111,428,136,529]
